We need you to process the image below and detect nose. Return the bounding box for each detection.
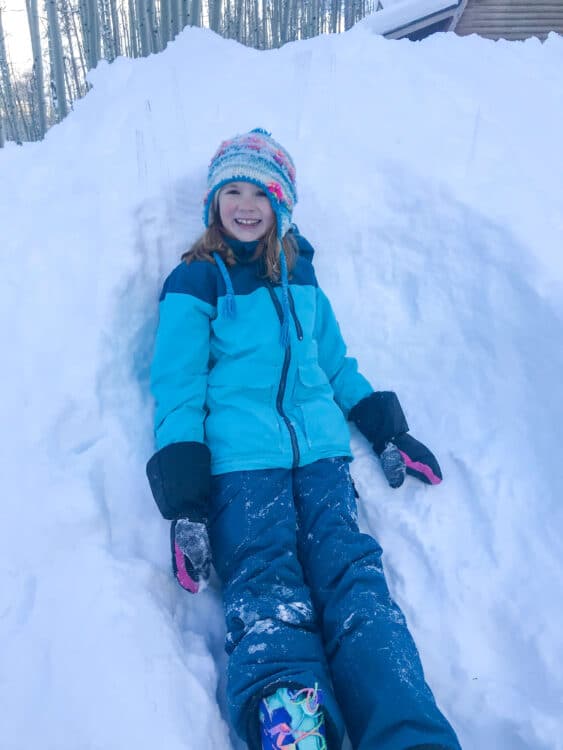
[239,193,256,210]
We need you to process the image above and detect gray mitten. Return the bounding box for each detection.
[171,519,212,593]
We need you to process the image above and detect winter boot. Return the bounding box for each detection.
[259,685,328,750]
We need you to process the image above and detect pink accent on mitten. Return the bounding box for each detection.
[174,542,199,593]
[399,451,442,485]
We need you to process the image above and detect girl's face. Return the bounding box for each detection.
[218,181,275,242]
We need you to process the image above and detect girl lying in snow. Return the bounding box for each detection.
[146,129,461,750]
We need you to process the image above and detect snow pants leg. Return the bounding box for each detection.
[209,460,461,750]
[293,458,461,750]
[208,468,345,750]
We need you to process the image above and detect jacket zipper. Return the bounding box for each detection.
[288,288,304,340]
[267,285,300,468]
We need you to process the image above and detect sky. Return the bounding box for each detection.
[1,19,563,750]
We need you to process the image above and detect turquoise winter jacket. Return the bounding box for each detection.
[150,230,373,475]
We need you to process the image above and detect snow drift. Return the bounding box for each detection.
[1,23,563,750]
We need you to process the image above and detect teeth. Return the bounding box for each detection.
[235,218,260,225]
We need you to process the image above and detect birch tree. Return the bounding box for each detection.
[46,0,68,119]
[160,0,171,46]
[100,0,114,59]
[60,0,85,97]
[209,0,223,33]
[146,0,159,53]
[127,0,139,56]
[80,0,100,69]
[191,0,201,27]
[11,60,32,139]
[0,5,21,142]
[136,0,150,55]
[178,0,186,27]
[2,0,383,144]
[109,0,121,55]
[25,0,47,137]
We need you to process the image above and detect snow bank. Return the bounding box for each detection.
[1,24,562,750]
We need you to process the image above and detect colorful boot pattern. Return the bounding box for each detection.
[259,685,328,750]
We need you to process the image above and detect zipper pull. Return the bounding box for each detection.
[288,288,304,340]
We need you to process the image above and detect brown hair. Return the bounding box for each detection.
[181,213,297,282]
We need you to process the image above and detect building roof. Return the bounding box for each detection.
[357,0,563,41]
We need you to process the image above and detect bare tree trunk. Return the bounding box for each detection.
[281,0,290,42]
[0,7,22,142]
[169,0,179,37]
[88,0,101,66]
[235,0,244,41]
[21,72,39,140]
[69,0,88,82]
[80,0,100,69]
[136,0,151,55]
[209,0,222,32]
[160,0,171,45]
[46,0,69,119]
[120,3,129,52]
[322,0,330,33]
[301,0,308,38]
[253,0,259,46]
[146,0,159,52]
[270,0,280,46]
[27,72,42,139]
[228,0,236,37]
[242,0,248,44]
[345,0,357,30]
[26,0,47,137]
[313,0,320,36]
[191,0,201,26]
[60,0,83,97]
[99,0,114,59]
[109,0,121,55]
[63,49,74,106]
[1,0,379,145]
[179,0,188,27]
[330,0,338,33]
[127,0,139,55]
[261,0,268,46]
[11,61,32,140]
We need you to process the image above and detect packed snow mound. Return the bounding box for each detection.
[1,24,563,750]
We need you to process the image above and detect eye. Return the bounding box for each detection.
[223,187,240,195]
[256,190,267,197]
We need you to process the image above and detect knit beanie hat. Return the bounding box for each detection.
[203,128,297,240]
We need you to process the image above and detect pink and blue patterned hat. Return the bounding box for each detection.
[203,128,297,240]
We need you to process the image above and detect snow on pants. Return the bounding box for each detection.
[208,458,461,750]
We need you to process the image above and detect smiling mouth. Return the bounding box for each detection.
[235,218,261,226]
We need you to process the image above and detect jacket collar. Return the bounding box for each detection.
[222,234,261,263]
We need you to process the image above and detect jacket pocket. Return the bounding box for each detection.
[293,365,348,449]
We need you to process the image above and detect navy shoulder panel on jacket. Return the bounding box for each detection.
[225,254,317,295]
[160,260,219,305]
[292,253,318,287]
[291,226,315,264]
[291,228,318,287]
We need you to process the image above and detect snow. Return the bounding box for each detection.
[2,23,563,750]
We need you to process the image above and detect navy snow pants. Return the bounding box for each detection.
[208,458,461,750]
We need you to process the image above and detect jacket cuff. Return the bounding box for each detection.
[146,441,211,521]
[349,391,409,455]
